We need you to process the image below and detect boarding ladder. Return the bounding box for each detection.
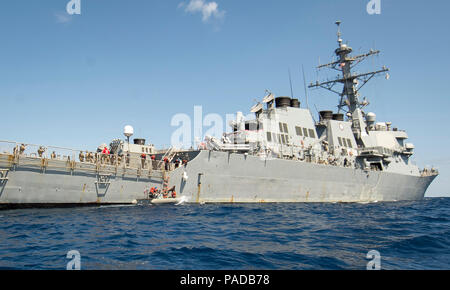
[162,172,170,195]
[158,147,178,169]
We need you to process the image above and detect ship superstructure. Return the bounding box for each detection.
[202,21,430,177]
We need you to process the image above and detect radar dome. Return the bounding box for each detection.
[366,112,376,123]
[124,125,134,138]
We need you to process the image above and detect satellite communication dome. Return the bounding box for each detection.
[366,112,376,123]
[124,125,134,138]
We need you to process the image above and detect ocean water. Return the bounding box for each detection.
[0,198,449,270]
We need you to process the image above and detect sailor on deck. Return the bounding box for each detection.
[79,151,85,162]
[164,157,169,171]
[19,144,26,155]
[38,146,46,158]
[151,155,156,169]
[101,147,110,164]
[141,153,147,168]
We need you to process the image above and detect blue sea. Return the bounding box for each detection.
[0,198,449,270]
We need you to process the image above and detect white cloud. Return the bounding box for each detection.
[179,0,225,23]
[54,11,72,24]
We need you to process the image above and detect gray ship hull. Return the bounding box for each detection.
[0,154,162,208]
[170,151,436,203]
[0,150,437,207]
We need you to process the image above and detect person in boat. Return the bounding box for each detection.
[151,187,161,198]
[149,187,157,198]
[167,186,177,198]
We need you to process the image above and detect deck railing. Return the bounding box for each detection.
[0,140,173,178]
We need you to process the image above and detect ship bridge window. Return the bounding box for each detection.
[279,122,289,133]
[347,139,353,148]
[272,133,278,143]
[308,129,316,139]
[278,123,289,144]
[246,121,262,131]
[295,126,303,136]
[338,137,353,148]
[303,128,309,137]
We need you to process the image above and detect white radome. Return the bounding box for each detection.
[366,112,376,123]
[124,125,134,137]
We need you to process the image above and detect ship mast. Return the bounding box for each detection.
[309,21,389,140]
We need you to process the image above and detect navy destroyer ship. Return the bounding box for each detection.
[0,22,438,207]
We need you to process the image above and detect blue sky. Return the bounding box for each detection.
[0,0,449,196]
